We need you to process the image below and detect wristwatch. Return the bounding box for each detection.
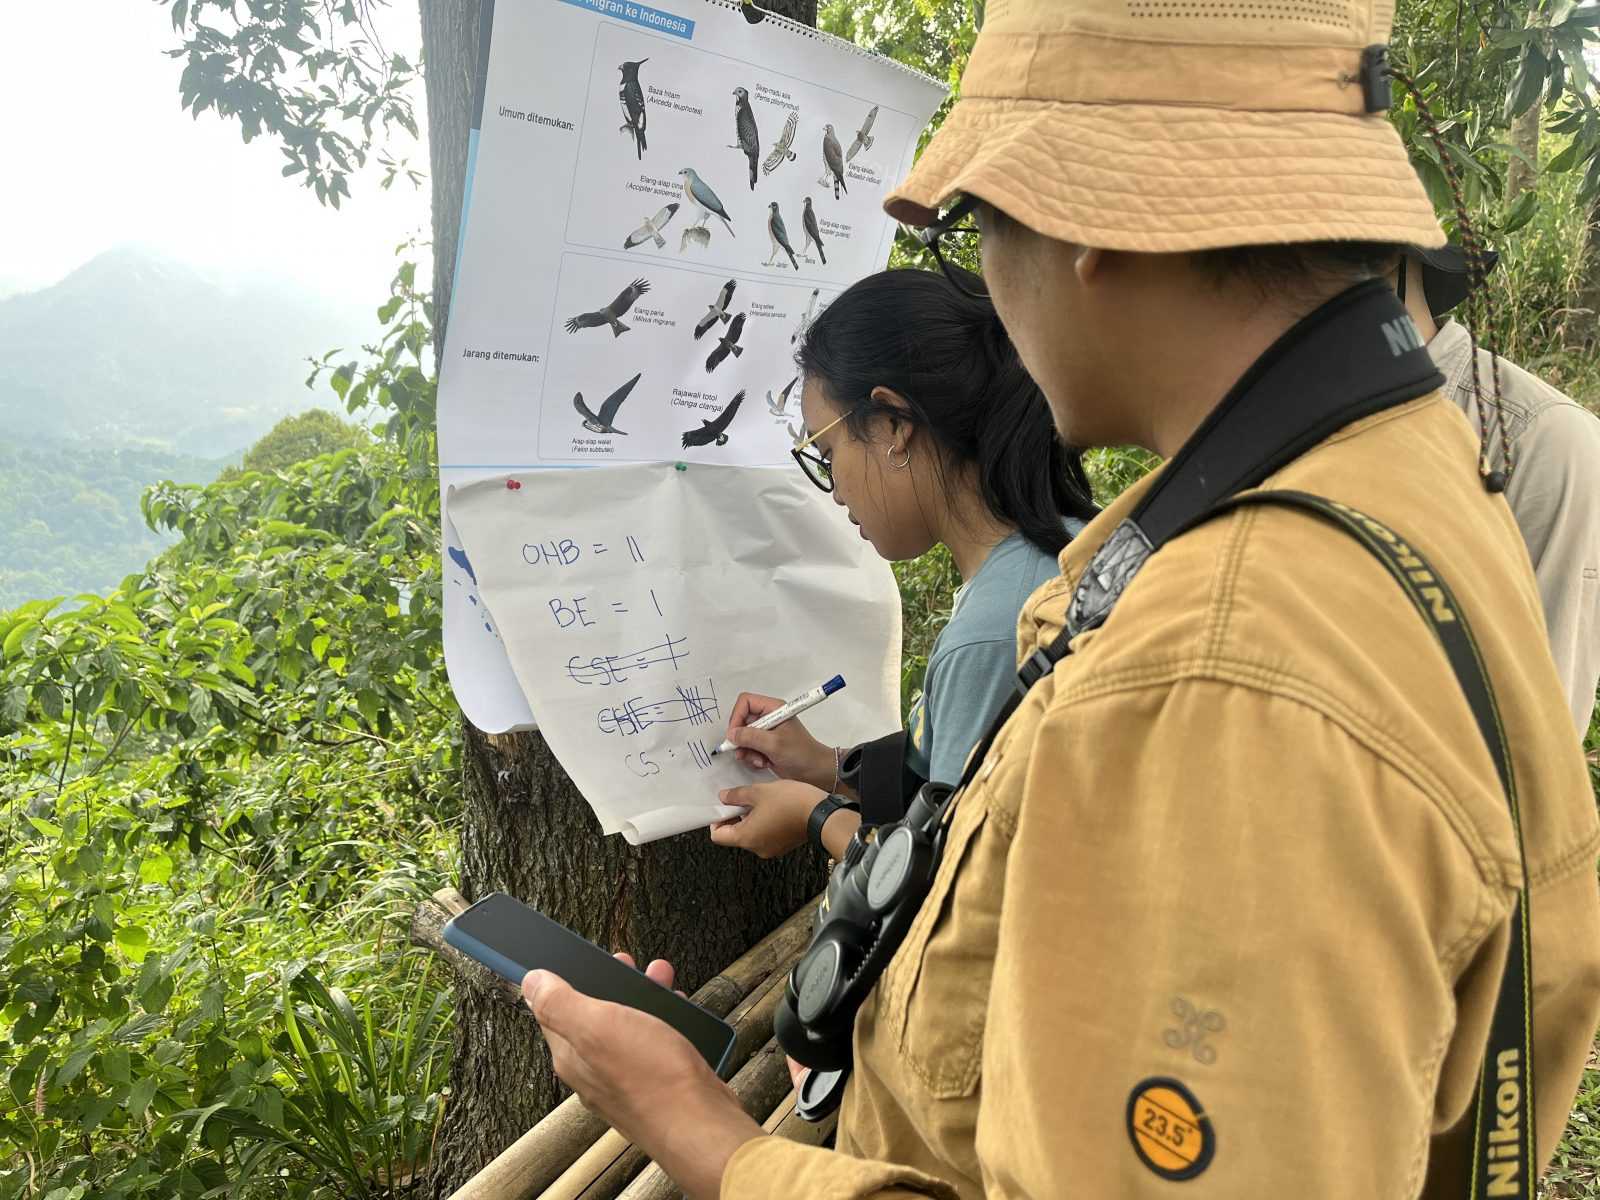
[807,793,861,854]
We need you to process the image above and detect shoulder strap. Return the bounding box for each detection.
[838,731,927,827]
[1207,490,1534,1200]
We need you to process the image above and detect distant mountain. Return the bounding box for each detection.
[0,247,373,456]
[0,438,230,610]
[0,248,380,608]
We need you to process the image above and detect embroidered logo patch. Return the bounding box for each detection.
[1126,1077,1214,1181]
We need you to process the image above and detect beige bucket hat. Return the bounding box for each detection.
[886,0,1446,252]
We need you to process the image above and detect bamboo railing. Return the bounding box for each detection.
[411,889,825,1200]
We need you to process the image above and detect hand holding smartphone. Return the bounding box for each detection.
[442,892,737,1076]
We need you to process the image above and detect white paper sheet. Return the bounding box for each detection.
[449,464,903,843]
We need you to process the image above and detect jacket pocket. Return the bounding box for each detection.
[881,777,1004,1099]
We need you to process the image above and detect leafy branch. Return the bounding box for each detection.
[158,0,422,206]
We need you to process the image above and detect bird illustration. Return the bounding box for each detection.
[801,197,826,265]
[791,287,818,345]
[732,87,760,191]
[565,278,650,337]
[762,110,799,175]
[846,105,878,162]
[624,203,679,250]
[682,390,745,448]
[573,372,642,435]
[766,202,799,270]
[618,60,648,159]
[767,376,798,415]
[705,312,746,372]
[694,279,737,340]
[678,168,735,238]
[822,125,847,199]
[787,420,805,445]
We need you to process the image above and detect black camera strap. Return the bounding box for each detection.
[937,282,1533,1195]
[1201,491,1535,1200]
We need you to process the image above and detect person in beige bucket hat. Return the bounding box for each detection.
[888,0,1446,253]
[509,2,1600,1198]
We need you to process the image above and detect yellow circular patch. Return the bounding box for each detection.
[1126,1077,1214,1181]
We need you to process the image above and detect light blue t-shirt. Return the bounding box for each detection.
[905,528,1076,785]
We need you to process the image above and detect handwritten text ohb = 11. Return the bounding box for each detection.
[521,535,646,566]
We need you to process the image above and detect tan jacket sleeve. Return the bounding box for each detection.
[722,1136,957,1198]
[1502,401,1600,733]
[973,678,1506,1197]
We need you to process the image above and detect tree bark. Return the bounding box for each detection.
[1579,195,1600,352]
[420,1,823,1193]
[422,0,482,341]
[1505,103,1539,204]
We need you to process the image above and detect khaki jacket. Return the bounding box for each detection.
[1432,321,1600,733]
[723,395,1600,1198]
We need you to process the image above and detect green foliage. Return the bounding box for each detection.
[222,411,370,481]
[0,443,227,612]
[173,963,452,1198]
[891,545,962,715]
[1473,162,1600,403]
[1082,448,1161,509]
[0,260,457,1199]
[820,0,975,86]
[157,0,421,207]
[1390,0,1600,207]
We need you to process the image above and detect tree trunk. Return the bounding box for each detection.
[421,1,822,1194]
[1505,103,1540,204]
[1579,195,1600,352]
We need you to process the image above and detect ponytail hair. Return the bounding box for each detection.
[795,267,1097,557]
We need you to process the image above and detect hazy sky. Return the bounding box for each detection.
[0,1,432,302]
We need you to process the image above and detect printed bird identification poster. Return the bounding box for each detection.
[440,0,946,473]
[437,0,944,839]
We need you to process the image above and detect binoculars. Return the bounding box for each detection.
[775,781,960,1114]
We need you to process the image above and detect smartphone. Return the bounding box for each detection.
[442,892,737,1076]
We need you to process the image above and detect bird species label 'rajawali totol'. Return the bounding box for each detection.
[435,0,944,763]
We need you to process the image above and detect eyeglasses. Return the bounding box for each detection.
[915,196,987,299]
[790,409,851,493]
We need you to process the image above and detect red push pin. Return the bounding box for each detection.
[506,479,522,491]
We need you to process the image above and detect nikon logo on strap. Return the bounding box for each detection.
[1486,1048,1525,1196]
[1327,500,1456,623]
[1381,314,1427,356]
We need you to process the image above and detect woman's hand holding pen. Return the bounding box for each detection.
[724,691,836,789]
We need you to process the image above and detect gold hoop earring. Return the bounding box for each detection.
[886,445,911,471]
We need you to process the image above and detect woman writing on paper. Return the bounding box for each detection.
[709,266,1099,862]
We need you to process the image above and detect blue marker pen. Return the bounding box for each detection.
[710,674,846,756]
